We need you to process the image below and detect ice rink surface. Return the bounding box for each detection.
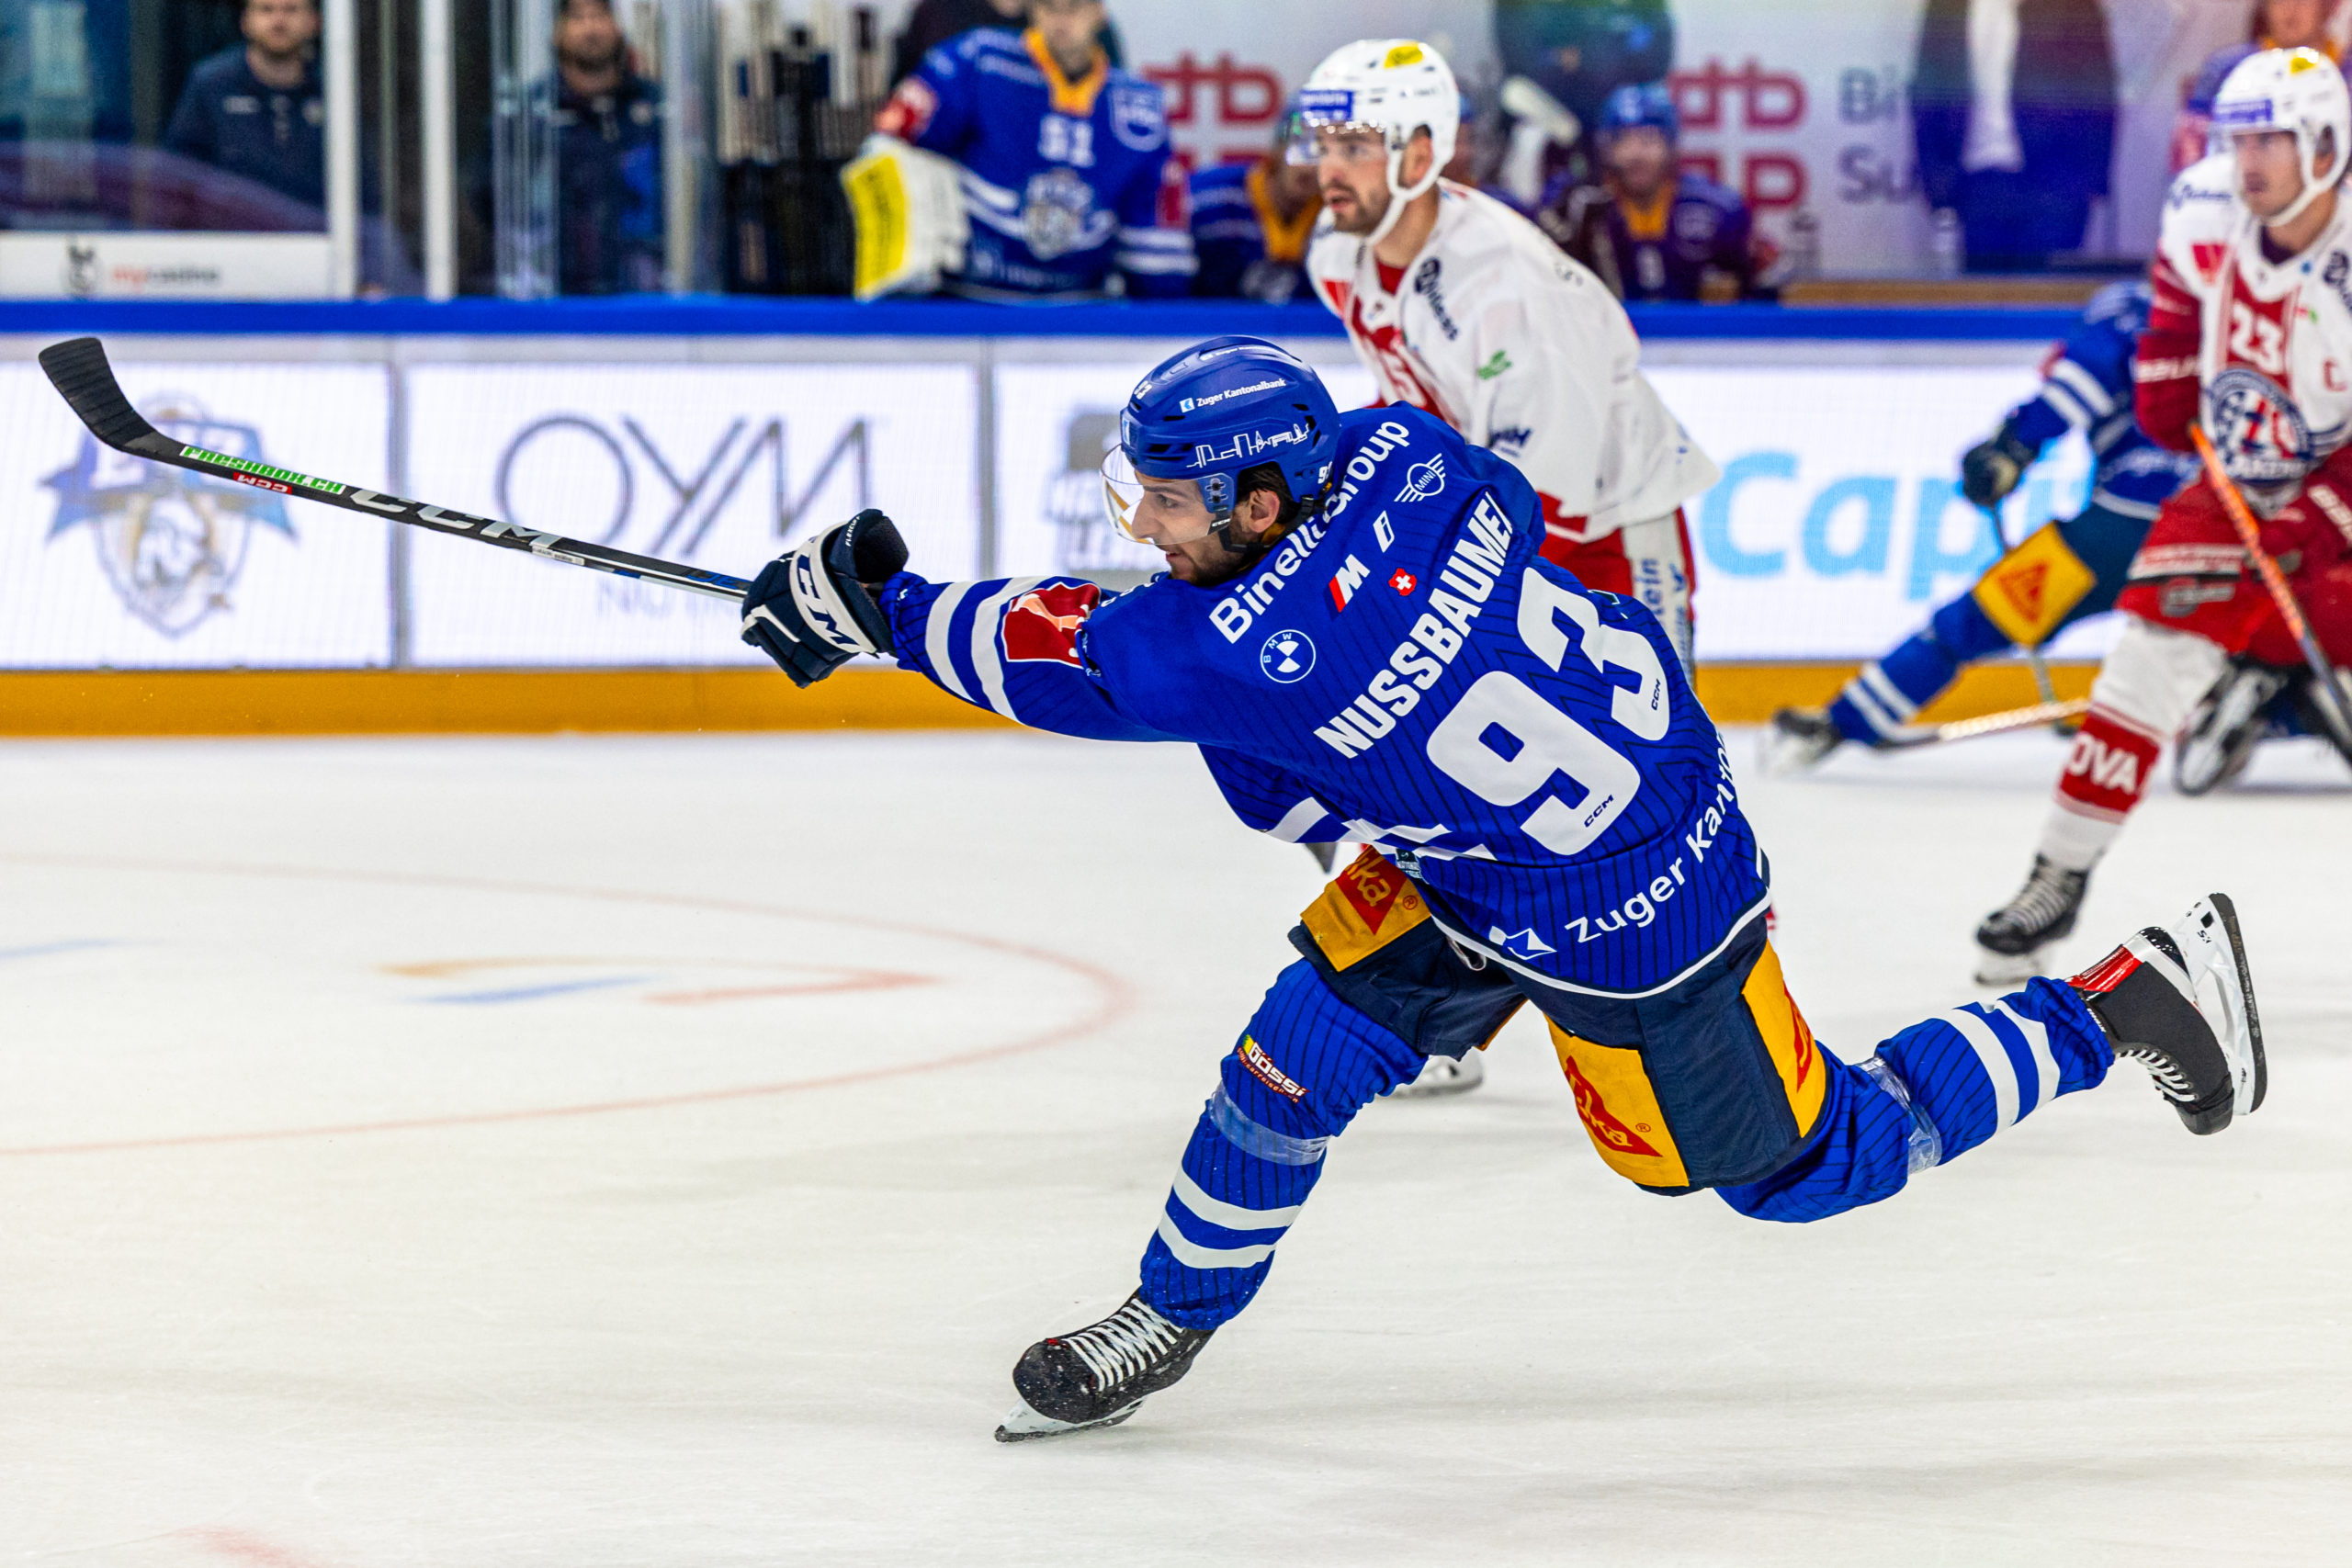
[1,724,2346,1567]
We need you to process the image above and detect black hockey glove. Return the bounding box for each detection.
[1960,422,2038,509]
[741,509,908,687]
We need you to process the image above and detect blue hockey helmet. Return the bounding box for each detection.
[1599,81,1678,143]
[1103,336,1340,547]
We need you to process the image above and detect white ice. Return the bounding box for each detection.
[1,726,2346,1567]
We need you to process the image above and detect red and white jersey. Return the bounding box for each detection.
[2141,152,2352,496]
[1306,180,1718,545]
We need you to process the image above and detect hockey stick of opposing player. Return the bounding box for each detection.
[1880,695,2091,750]
[2188,423,2352,752]
[36,337,752,604]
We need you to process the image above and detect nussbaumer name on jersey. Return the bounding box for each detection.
[1210,419,1416,645]
[1316,492,1515,758]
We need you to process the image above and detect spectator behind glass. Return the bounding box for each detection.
[163,0,325,217]
[889,0,1125,86]
[874,0,1191,299]
[2173,1,2342,172]
[1491,0,1673,148]
[1535,82,1775,302]
[1188,107,1320,302]
[553,0,664,295]
[1911,0,2117,273]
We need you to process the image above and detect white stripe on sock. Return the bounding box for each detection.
[1859,661,1922,721]
[1944,1007,2021,1132]
[1154,1211,1276,1270]
[1170,1168,1301,1233]
[1992,998,2060,1113]
[1842,676,1906,739]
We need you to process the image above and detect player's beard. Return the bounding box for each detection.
[1323,180,1390,238]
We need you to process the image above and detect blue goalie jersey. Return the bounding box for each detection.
[877,28,1193,299]
[879,407,1769,997]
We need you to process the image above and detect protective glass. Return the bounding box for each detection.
[1101,448,1216,546]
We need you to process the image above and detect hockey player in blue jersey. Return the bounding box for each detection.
[738,338,2266,1441]
[872,0,1193,299]
[1767,283,2198,769]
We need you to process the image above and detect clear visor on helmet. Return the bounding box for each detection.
[1285,118,1393,168]
[1102,447,1220,547]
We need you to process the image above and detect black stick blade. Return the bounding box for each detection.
[39,337,160,452]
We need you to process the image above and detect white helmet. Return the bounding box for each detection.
[2212,46,2352,226]
[1293,39,1460,246]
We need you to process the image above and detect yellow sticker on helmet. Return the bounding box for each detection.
[2290,47,2325,73]
[1383,42,1425,68]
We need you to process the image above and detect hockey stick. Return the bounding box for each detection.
[36,336,751,603]
[2188,423,2352,751]
[1880,695,2091,750]
[1979,501,2063,711]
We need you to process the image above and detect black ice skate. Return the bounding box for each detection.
[2070,894,2265,1135]
[995,1292,1214,1441]
[1762,705,1845,774]
[1974,854,2089,985]
[2174,661,2289,796]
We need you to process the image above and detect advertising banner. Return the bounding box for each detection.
[994,359,1375,580]
[401,362,978,666]
[0,360,392,668]
[1650,361,2103,661]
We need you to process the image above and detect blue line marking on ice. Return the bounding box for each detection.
[421,975,656,1005]
[0,940,116,963]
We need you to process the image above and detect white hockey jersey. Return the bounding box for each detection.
[2145,152,2352,496]
[1306,180,1718,544]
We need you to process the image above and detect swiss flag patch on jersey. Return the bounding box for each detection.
[1001,582,1102,666]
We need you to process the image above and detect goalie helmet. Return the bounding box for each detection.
[2211,46,2352,226]
[1291,39,1461,246]
[1102,337,1340,548]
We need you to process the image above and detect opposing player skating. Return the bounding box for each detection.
[1767,283,2196,772]
[733,338,2267,1442]
[1977,47,2352,983]
[1298,39,1718,674]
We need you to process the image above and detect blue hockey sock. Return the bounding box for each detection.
[1139,963,1423,1329]
[1829,592,2015,744]
[1719,976,2112,1223]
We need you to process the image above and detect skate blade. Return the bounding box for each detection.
[1972,945,2047,988]
[2189,893,2267,1124]
[993,1397,1142,1443]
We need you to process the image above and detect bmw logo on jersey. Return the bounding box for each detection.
[1260,628,1317,682]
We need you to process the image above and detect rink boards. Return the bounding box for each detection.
[0,309,2110,697]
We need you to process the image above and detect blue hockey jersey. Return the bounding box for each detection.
[1188,157,1317,303]
[2008,281,2197,521]
[879,407,1770,997]
[878,28,1193,299]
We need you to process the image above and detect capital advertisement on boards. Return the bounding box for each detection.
[399,363,979,666]
[0,360,392,668]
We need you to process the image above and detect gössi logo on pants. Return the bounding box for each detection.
[1260,628,1317,682]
